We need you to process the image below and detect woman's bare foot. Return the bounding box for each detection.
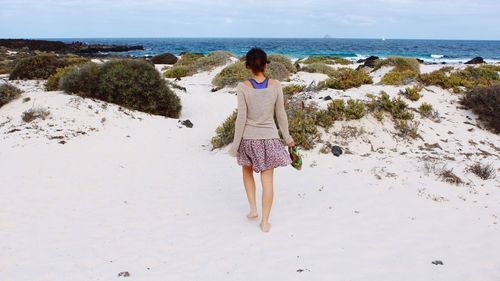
[260,222,271,232]
[247,210,258,219]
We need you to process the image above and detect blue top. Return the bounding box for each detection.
[248,78,269,89]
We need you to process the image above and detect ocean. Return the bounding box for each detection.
[51,38,500,64]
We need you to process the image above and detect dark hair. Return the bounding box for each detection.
[245,48,269,73]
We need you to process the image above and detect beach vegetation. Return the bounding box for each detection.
[419,65,499,90]
[175,52,204,66]
[301,63,336,76]
[400,86,421,101]
[45,65,77,91]
[376,57,420,85]
[60,59,182,118]
[282,84,306,96]
[287,101,320,150]
[459,83,500,133]
[211,110,237,149]
[212,61,251,88]
[9,53,89,80]
[164,65,193,78]
[466,162,496,180]
[21,107,50,122]
[345,99,366,120]
[266,61,290,81]
[301,56,351,65]
[268,54,297,73]
[418,102,433,117]
[318,68,373,90]
[0,83,22,108]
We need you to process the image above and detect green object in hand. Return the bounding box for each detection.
[288,146,302,170]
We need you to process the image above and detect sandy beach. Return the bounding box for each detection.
[0,55,499,281]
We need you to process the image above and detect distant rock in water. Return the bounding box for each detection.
[465,57,485,64]
[0,39,144,55]
[151,52,178,64]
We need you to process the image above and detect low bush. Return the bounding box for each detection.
[266,61,290,81]
[60,59,182,118]
[345,99,366,120]
[301,56,351,65]
[211,110,237,149]
[319,68,373,90]
[164,65,193,78]
[175,52,204,66]
[400,86,421,101]
[376,57,420,85]
[0,83,22,108]
[438,168,463,185]
[419,65,499,90]
[282,84,305,96]
[466,162,495,180]
[287,103,320,150]
[192,50,233,72]
[459,84,500,133]
[9,54,66,80]
[212,61,251,88]
[60,62,101,97]
[315,99,345,129]
[394,119,420,139]
[22,107,50,122]
[268,54,297,73]
[45,65,77,91]
[418,102,433,117]
[151,52,178,64]
[301,63,336,76]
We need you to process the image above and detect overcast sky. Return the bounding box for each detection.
[0,0,499,39]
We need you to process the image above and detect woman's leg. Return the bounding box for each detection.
[242,165,258,218]
[260,168,274,232]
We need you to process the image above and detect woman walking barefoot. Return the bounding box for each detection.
[228,48,295,232]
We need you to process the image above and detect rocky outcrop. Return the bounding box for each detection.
[465,57,485,64]
[151,52,178,64]
[0,39,144,55]
[356,56,379,68]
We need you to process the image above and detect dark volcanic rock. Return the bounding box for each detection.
[465,57,485,64]
[356,56,379,69]
[0,39,144,55]
[294,62,301,71]
[416,58,424,63]
[180,119,193,128]
[151,52,178,64]
[331,145,343,157]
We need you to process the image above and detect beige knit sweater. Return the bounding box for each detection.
[228,80,294,157]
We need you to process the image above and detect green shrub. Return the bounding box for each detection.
[63,55,90,66]
[192,50,233,72]
[315,99,345,128]
[211,110,237,148]
[373,109,384,122]
[301,63,336,76]
[400,86,421,101]
[460,84,500,133]
[60,59,182,118]
[45,65,77,91]
[282,84,305,96]
[419,65,499,89]
[60,62,101,97]
[381,69,418,85]
[0,83,22,108]
[9,54,67,80]
[301,56,351,65]
[268,54,297,73]
[376,57,420,85]
[345,99,366,120]
[418,102,433,117]
[394,119,420,139]
[175,52,204,66]
[282,98,320,149]
[21,107,50,122]
[319,68,373,90]
[151,52,178,64]
[212,61,251,88]
[164,65,193,78]
[266,61,290,81]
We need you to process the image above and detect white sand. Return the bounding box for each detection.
[0,62,499,281]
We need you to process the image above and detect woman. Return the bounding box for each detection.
[228,48,295,232]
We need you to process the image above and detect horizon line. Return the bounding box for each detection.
[2,36,500,42]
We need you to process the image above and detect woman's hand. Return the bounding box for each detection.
[287,140,295,147]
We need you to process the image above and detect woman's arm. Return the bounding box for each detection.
[275,82,294,145]
[228,86,247,156]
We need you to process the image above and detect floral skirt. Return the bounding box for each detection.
[236,138,292,173]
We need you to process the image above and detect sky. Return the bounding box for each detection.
[0,0,499,40]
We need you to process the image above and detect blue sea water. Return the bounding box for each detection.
[52,38,500,63]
